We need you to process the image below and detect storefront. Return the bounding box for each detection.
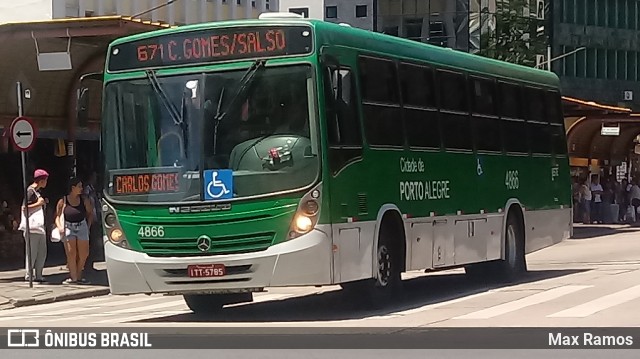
[563,96,640,224]
[0,17,169,265]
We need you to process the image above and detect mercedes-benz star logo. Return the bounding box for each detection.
[196,235,212,252]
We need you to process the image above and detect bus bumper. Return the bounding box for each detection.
[103,226,333,295]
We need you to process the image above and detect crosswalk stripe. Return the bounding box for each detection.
[0,295,167,322]
[106,299,187,315]
[374,291,492,319]
[0,295,119,319]
[39,296,163,316]
[92,310,189,324]
[453,285,592,320]
[227,293,291,307]
[93,294,293,324]
[401,291,491,315]
[34,297,178,322]
[548,284,640,318]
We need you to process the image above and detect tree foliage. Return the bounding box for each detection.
[479,0,548,67]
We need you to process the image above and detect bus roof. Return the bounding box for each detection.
[108,17,560,88]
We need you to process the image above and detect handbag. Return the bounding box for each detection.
[18,188,46,234]
[50,200,66,243]
[18,206,46,234]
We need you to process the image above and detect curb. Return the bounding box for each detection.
[3,288,111,310]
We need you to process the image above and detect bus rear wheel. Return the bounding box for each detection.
[465,212,526,283]
[494,212,527,281]
[183,293,252,315]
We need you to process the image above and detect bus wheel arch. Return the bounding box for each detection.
[361,207,406,307]
[466,201,527,282]
[373,206,407,275]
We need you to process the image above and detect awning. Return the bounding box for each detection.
[563,96,640,163]
[0,16,170,136]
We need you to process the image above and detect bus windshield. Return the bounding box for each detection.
[102,64,320,203]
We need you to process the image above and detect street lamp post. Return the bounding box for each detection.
[535,46,586,70]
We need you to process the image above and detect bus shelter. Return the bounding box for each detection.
[563,96,639,224]
[564,96,635,175]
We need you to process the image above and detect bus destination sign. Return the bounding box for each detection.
[108,25,313,71]
[113,172,181,195]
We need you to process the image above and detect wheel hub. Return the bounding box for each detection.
[377,245,391,286]
[507,224,517,268]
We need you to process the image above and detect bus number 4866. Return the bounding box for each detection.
[138,226,165,238]
[505,170,519,190]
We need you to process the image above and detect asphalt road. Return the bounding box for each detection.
[1,225,639,328]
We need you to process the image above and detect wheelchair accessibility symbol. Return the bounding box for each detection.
[204,169,233,200]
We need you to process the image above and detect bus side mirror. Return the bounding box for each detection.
[77,87,89,127]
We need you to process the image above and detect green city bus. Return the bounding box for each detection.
[92,13,572,313]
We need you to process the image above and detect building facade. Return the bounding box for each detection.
[0,0,275,25]
[551,1,640,111]
[376,0,550,67]
[279,0,375,30]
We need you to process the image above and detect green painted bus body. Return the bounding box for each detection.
[102,19,570,258]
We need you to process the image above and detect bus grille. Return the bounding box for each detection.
[139,232,275,257]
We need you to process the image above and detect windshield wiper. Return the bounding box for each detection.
[211,59,266,155]
[146,69,183,126]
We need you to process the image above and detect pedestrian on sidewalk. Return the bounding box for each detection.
[617,179,630,223]
[54,177,94,284]
[83,171,102,272]
[590,176,604,224]
[580,179,591,224]
[629,180,640,223]
[19,169,49,283]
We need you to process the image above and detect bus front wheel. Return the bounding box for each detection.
[183,293,252,315]
[361,224,402,308]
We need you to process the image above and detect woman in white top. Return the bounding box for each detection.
[580,181,592,224]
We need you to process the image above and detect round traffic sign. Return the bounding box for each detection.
[10,116,37,152]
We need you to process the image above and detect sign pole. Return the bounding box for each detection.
[16,82,33,288]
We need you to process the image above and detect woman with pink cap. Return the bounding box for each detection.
[19,169,49,283]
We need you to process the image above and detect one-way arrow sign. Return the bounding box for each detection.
[10,116,37,152]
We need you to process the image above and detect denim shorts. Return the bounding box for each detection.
[64,220,89,241]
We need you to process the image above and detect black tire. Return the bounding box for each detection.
[464,261,489,283]
[183,293,252,315]
[492,212,527,282]
[466,212,526,283]
[341,226,402,309]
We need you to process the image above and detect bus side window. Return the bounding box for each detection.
[324,66,363,175]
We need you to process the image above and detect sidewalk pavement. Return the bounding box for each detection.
[0,262,111,310]
[571,222,640,239]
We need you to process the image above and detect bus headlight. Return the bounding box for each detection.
[110,228,124,243]
[294,215,313,232]
[104,213,117,228]
[288,184,322,239]
[303,200,319,216]
[102,200,130,249]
